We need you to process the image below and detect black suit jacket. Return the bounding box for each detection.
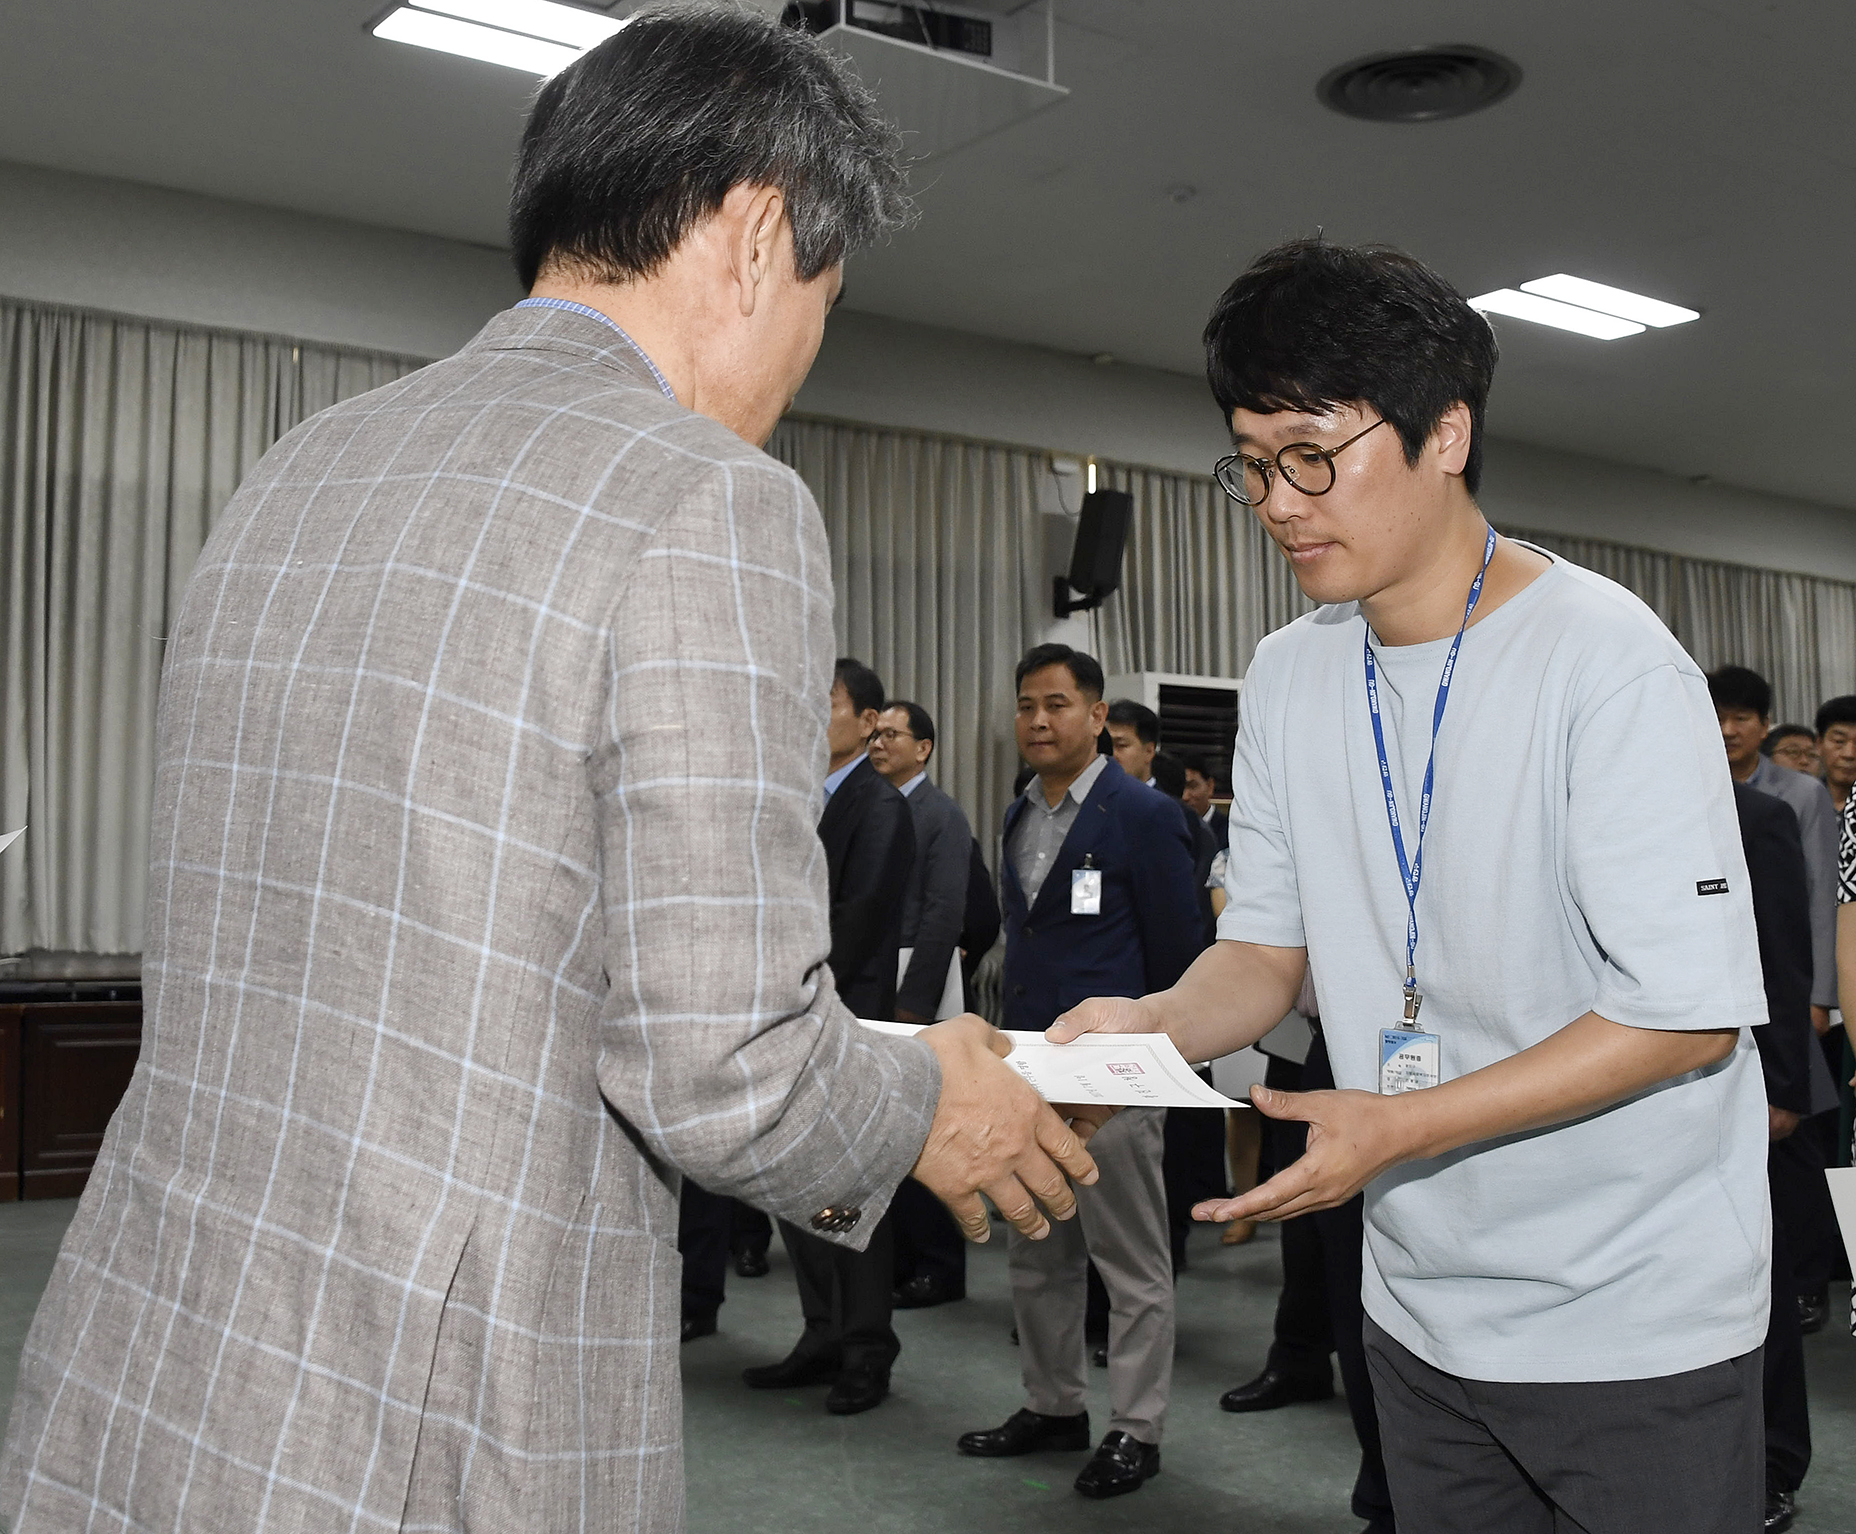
[999,759,1203,1032]
[1205,806,1230,851]
[959,837,1002,987]
[818,756,916,1020]
[1735,783,1815,1115]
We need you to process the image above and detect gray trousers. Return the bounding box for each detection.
[1007,1108,1173,1442]
[1364,1317,1763,1534]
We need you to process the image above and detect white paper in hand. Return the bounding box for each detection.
[1828,1168,1856,1278]
[859,1019,1246,1109]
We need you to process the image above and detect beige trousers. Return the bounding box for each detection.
[1006,1107,1174,1442]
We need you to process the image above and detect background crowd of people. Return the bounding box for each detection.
[676,647,1856,1529]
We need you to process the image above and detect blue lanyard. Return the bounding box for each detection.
[1364,526,1498,1023]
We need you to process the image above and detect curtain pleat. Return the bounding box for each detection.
[0,297,421,955]
[767,418,1049,877]
[5,294,1853,960]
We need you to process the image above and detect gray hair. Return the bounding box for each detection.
[510,3,914,288]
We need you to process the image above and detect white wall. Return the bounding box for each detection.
[800,310,1856,583]
[6,160,1852,580]
[0,159,521,359]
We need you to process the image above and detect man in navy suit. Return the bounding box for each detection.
[956,644,1202,1499]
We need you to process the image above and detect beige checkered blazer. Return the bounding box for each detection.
[1,303,939,1533]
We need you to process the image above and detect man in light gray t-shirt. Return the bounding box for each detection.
[1053,241,1769,1534]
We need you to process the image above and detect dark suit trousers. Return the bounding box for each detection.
[891,1177,966,1291]
[1765,1139,1813,1492]
[778,1214,900,1369]
[1265,1037,1393,1528]
[678,1181,733,1322]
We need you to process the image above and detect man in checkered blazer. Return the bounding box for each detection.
[0,10,1097,1531]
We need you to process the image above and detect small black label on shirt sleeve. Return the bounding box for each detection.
[1696,878,1730,896]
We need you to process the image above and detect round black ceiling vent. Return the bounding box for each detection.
[1318,45,1522,123]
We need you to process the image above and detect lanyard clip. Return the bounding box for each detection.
[1403,966,1423,1024]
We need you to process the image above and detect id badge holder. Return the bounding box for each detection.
[1071,857,1102,916]
[1379,1028,1440,1094]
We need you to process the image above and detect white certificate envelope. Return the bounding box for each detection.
[1828,1168,1856,1277]
[858,1019,1246,1109]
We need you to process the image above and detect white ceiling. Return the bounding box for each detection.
[4,0,1852,507]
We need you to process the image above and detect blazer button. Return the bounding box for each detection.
[810,1206,861,1235]
[1013,985,1026,996]
[1023,924,1034,936]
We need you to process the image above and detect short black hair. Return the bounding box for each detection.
[1762,724,1814,757]
[510,3,912,289]
[1816,695,1856,736]
[834,656,885,717]
[1015,643,1105,701]
[1175,751,1212,781]
[1706,665,1771,720]
[1106,699,1160,746]
[1203,240,1499,495]
[1150,751,1186,799]
[886,699,935,756]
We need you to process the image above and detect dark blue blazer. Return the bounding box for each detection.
[999,758,1204,1032]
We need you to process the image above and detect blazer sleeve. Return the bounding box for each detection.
[1796,779,1839,1008]
[1739,788,1815,1113]
[960,837,1002,969]
[589,459,937,1246]
[1129,793,1206,996]
[829,780,915,990]
[897,793,973,1018]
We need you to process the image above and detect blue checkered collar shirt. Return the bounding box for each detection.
[514,296,678,401]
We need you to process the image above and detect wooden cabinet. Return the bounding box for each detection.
[0,998,142,1200]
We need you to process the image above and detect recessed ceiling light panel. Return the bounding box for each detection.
[371,0,624,75]
[1520,274,1700,328]
[1318,45,1521,123]
[1468,289,1646,340]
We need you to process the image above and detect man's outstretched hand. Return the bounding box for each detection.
[1191,1084,1409,1224]
[912,1015,1099,1244]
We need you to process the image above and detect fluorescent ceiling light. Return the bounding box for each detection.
[1468,289,1646,340]
[1520,274,1700,328]
[372,0,625,76]
[415,0,627,50]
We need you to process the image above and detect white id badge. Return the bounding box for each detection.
[1379,1028,1440,1094]
[1070,867,1103,915]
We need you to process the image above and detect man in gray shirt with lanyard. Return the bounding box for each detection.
[1053,242,1769,1534]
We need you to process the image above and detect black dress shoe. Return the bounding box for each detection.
[957,1408,1092,1457]
[732,1248,770,1279]
[826,1360,891,1415]
[1219,1364,1334,1412]
[680,1313,717,1343]
[894,1274,965,1309]
[742,1342,841,1390]
[1073,1431,1160,1499]
[1765,1487,1796,1532]
[1797,1289,1829,1335]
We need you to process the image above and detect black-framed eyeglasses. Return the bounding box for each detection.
[1214,417,1389,506]
[872,728,917,745]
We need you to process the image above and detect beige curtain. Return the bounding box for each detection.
[767,417,1050,869]
[1093,462,1313,681]
[1507,526,1856,725]
[0,296,422,956]
[8,312,1855,960]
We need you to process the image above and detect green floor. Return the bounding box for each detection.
[3,1199,1854,1532]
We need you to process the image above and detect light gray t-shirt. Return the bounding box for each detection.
[1219,550,1771,1383]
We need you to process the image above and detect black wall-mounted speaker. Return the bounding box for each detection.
[1055,489,1132,617]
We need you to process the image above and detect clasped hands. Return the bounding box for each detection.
[1046,994,1419,1224]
